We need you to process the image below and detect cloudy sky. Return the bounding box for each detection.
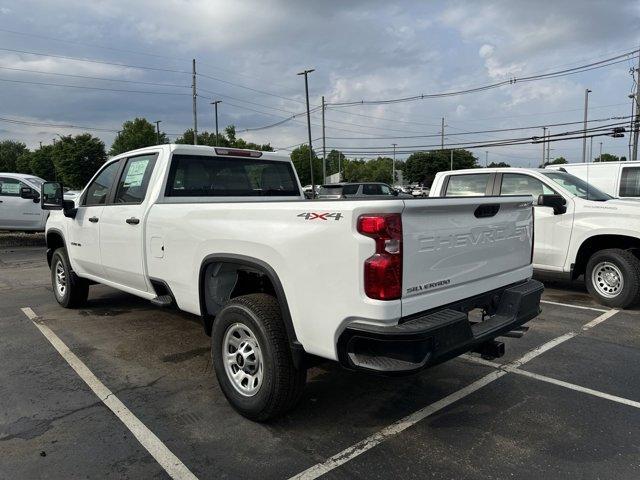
[0,0,638,166]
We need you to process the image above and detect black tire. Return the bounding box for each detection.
[51,247,89,308]
[211,293,306,421]
[585,248,640,309]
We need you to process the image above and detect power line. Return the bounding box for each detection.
[197,71,304,105]
[0,76,191,95]
[324,115,631,140]
[327,50,640,107]
[0,65,190,88]
[0,47,190,74]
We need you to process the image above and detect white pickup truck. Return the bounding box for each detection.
[431,167,640,309]
[40,144,542,420]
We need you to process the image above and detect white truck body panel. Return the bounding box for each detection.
[46,145,535,361]
[0,173,49,231]
[547,161,640,200]
[430,167,640,275]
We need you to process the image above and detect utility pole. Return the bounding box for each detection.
[210,100,222,146]
[392,143,397,184]
[632,52,640,161]
[450,149,453,171]
[599,141,603,162]
[542,127,547,166]
[582,88,591,162]
[321,96,326,182]
[154,120,162,145]
[485,151,488,167]
[192,59,198,145]
[297,69,315,196]
[589,136,594,163]
[441,117,445,150]
[546,128,551,164]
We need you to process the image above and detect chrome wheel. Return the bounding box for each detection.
[591,261,624,298]
[54,259,67,298]
[222,323,264,397]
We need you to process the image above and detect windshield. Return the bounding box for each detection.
[541,171,612,201]
[318,186,343,196]
[26,177,45,186]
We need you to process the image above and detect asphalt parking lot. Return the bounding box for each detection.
[2,238,640,479]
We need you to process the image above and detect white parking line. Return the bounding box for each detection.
[289,370,507,480]
[21,307,198,480]
[540,300,608,313]
[290,309,619,480]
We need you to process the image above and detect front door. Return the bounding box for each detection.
[67,160,121,278]
[498,172,574,269]
[99,153,158,292]
[0,177,44,230]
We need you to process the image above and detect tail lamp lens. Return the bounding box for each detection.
[357,214,402,300]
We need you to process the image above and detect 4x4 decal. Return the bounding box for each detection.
[297,212,343,221]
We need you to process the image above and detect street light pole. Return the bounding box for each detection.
[582,88,592,162]
[210,100,222,146]
[542,127,547,166]
[154,120,161,145]
[392,143,397,184]
[297,69,315,197]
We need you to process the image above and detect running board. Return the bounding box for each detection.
[150,295,173,307]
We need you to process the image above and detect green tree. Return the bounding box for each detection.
[404,149,478,185]
[487,161,510,168]
[52,134,107,188]
[0,140,29,172]
[541,157,568,167]
[15,152,32,174]
[326,149,346,176]
[29,145,57,180]
[594,153,619,162]
[175,125,273,151]
[110,117,167,156]
[290,144,322,186]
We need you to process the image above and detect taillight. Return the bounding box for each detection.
[357,213,402,300]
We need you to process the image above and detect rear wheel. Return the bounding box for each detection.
[585,248,640,309]
[211,293,306,421]
[51,247,89,308]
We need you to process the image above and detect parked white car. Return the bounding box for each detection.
[0,173,49,231]
[546,161,640,200]
[431,167,640,308]
[411,186,430,197]
[41,145,541,420]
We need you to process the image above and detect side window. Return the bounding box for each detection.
[619,167,640,197]
[114,154,157,204]
[0,177,24,197]
[342,184,359,195]
[500,173,554,203]
[83,160,121,206]
[362,184,383,195]
[445,174,491,196]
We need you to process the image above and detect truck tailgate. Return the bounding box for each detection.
[401,196,533,317]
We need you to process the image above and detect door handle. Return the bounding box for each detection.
[88,216,99,223]
[126,217,140,225]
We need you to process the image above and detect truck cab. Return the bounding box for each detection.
[431,167,640,308]
[0,173,48,231]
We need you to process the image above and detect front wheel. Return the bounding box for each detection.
[51,247,89,308]
[585,248,640,309]
[211,293,306,421]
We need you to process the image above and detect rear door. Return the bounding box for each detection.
[99,153,158,292]
[402,195,533,316]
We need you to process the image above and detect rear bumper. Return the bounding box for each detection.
[337,279,544,373]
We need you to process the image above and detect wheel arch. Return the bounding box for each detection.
[45,228,66,267]
[572,234,640,279]
[198,254,299,348]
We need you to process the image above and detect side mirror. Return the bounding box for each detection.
[538,194,567,215]
[41,182,64,210]
[20,186,38,202]
[392,189,398,196]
